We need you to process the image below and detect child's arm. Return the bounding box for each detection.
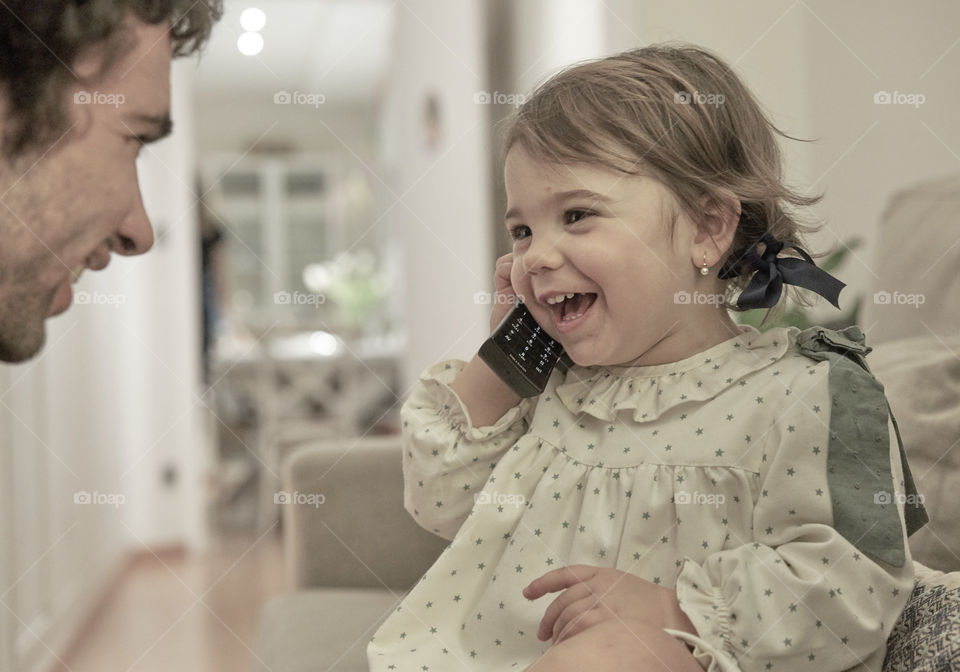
[401,252,537,539]
[449,250,531,426]
[665,361,917,672]
[448,354,523,426]
[400,356,536,540]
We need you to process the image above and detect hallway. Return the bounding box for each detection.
[55,530,284,672]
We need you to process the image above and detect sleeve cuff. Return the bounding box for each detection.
[663,557,740,671]
[417,359,534,442]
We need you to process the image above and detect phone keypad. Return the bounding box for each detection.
[481,302,563,396]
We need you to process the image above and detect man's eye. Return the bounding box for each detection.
[508,225,530,241]
[565,209,594,224]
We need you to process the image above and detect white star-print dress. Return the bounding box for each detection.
[367,325,916,671]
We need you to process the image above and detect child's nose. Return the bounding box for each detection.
[520,233,564,275]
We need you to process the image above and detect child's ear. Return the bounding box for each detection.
[692,189,740,269]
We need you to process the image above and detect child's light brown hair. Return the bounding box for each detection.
[502,43,821,309]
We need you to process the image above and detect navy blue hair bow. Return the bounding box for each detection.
[719,232,846,310]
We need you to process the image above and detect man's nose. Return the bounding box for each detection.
[111,188,154,256]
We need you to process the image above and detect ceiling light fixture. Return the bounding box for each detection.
[237,31,264,56]
[240,7,267,32]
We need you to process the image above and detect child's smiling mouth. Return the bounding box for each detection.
[539,292,598,334]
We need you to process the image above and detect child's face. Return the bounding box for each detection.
[504,144,711,368]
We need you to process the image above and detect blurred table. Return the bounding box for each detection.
[207,329,404,531]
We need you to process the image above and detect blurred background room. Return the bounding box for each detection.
[1,1,959,670]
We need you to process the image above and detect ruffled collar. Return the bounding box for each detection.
[554,326,796,423]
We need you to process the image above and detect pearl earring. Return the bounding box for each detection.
[699,253,710,276]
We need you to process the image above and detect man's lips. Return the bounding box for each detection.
[47,239,116,317]
[48,280,74,317]
[84,248,111,271]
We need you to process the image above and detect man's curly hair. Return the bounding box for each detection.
[0,0,223,158]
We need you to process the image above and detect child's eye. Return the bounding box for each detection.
[564,209,594,224]
[508,225,530,241]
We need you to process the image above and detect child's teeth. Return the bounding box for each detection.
[546,293,577,305]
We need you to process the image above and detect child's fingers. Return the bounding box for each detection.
[534,582,592,641]
[488,254,523,332]
[523,565,596,600]
[493,253,515,293]
[552,600,605,645]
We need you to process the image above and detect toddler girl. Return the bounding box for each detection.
[368,43,927,672]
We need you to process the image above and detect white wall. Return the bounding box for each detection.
[119,58,207,552]
[380,0,495,391]
[194,93,378,159]
[512,0,607,94]
[802,0,960,311]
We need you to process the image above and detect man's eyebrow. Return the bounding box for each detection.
[504,189,615,222]
[129,113,174,143]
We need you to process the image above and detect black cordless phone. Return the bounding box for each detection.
[478,301,570,398]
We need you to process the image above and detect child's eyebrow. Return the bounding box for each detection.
[505,189,615,221]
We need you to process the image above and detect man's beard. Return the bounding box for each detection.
[0,286,51,362]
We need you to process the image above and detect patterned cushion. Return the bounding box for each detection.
[883,562,960,670]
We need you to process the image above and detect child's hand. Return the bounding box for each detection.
[523,565,697,645]
[489,252,524,334]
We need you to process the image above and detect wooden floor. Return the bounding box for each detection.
[54,528,286,672]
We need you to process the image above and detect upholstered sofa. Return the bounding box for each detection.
[251,435,447,672]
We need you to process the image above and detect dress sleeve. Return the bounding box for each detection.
[400,359,537,540]
[665,360,916,672]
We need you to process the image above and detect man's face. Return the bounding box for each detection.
[0,17,173,362]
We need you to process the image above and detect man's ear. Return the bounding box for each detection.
[692,189,740,269]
